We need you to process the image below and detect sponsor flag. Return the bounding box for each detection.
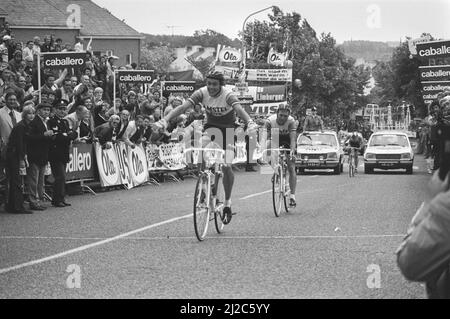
[408,35,432,56]
[218,46,242,63]
[94,143,122,187]
[162,81,196,95]
[267,48,287,66]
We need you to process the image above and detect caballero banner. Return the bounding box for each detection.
[416,39,450,59]
[66,143,95,182]
[42,52,87,70]
[419,65,450,82]
[117,70,155,83]
[162,81,196,94]
[421,81,450,93]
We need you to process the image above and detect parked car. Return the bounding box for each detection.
[363,131,414,174]
[296,131,344,174]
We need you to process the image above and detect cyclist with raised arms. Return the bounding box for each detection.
[261,104,298,207]
[154,71,258,224]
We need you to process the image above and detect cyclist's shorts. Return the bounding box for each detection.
[203,124,237,151]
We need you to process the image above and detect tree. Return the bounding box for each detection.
[241,7,371,120]
[140,46,176,74]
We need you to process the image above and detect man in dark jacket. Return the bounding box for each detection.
[48,100,78,207]
[93,114,120,149]
[26,103,54,210]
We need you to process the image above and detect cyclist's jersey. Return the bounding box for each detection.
[188,87,240,129]
[347,135,364,148]
[265,114,297,147]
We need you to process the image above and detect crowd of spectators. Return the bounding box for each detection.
[0,24,210,214]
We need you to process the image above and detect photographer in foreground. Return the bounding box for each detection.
[397,123,450,298]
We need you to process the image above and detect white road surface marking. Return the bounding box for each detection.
[0,214,192,275]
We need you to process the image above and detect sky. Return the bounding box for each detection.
[92,0,450,43]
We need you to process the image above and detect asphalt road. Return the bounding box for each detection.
[0,155,432,299]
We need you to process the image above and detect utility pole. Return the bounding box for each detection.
[167,25,181,37]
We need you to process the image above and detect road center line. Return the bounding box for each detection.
[0,214,192,275]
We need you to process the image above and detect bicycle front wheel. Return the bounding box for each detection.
[193,174,210,241]
[272,167,283,217]
[214,172,225,234]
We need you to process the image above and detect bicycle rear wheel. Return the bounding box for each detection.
[283,170,290,213]
[348,155,354,178]
[214,172,225,233]
[272,167,283,217]
[193,174,210,241]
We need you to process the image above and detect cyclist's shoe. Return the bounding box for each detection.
[289,198,297,207]
[223,206,232,225]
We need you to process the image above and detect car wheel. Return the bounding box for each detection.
[406,166,413,175]
[364,166,373,174]
[334,166,341,175]
[340,162,344,173]
[297,168,305,175]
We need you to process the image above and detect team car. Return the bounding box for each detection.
[363,131,414,174]
[296,131,344,174]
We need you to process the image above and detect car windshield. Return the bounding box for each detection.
[369,135,409,147]
[298,134,337,147]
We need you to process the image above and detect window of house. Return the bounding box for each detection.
[198,47,205,53]
[186,46,192,52]
[106,50,114,57]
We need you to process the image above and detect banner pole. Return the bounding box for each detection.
[113,70,116,113]
[38,52,42,104]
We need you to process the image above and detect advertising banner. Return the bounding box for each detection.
[128,145,149,186]
[116,70,155,83]
[267,48,287,67]
[114,142,133,189]
[162,81,196,98]
[408,35,432,56]
[215,65,292,82]
[250,101,288,115]
[42,52,87,70]
[66,143,95,182]
[94,143,122,187]
[416,39,450,60]
[419,65,450,82]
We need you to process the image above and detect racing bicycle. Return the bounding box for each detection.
[347,147,359,178]
[189,144,227,241]
[264,147,293,217]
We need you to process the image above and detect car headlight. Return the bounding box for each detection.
[365,153,376,160]
[401,153,411,160]
[327,152,338,160]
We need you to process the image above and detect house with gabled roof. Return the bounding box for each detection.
[0,0,144,66]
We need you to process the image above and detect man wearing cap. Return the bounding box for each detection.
[48,100,78,207]
[303,106,323,132]
[26,103,54,211]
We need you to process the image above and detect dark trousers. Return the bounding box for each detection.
[50,161,66,204]
[5,153,25,212]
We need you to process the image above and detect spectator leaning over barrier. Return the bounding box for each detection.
[117,110,138,148]
[0,91,22,182]
[26,103,54,211]
[4,104,35,214]
[93,114,120,149]
[64,105,90,142]
[48,100,77,207]
[130,115,146,145]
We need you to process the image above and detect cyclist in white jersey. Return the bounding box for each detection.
[261,104,298,207]
[154,71,258,224]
